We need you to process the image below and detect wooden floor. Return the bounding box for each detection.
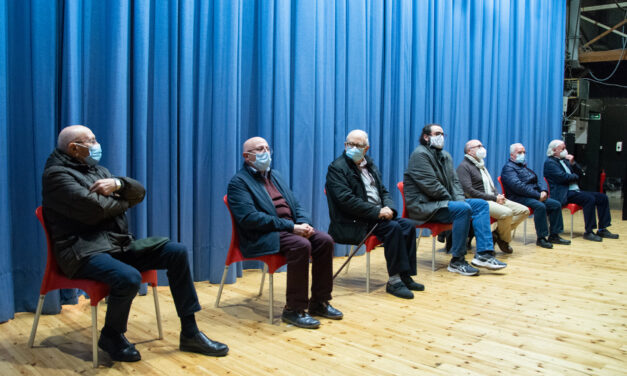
[1,210,626,375]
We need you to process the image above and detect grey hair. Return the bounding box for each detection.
[509,143,523,155]
[57,125,88,152]
[546,139,564,157]
[346,129,369,146]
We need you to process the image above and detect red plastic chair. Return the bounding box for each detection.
[215,196,287,324]
[397,182,453,271]
[497,176,534,245]
[29,206,163,368]
[323,188,382,292]
[544,177,582,239]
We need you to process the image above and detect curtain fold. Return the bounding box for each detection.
[0,0,566,323]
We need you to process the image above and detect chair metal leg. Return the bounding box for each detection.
[431,237,436,272]
[366,252,371,293]
[268,273,274,324]
[523,219,527,245]
[570,213,574,239]
[416,228,422,249]
[28,295,45,347]
[92,304,98,368]
[152,286,163,340]
[345,245,354,274]
[259,264,268,296]
[214,265,230,307]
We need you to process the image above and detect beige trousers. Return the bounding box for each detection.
[488,199,530,243]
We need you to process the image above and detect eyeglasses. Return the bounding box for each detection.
[345,142,367,149]
[431,131,446,137]
[73,138,98,145]
[245,145,273,155]
[468,144,483,149]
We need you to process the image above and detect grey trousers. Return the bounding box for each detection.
[488,199,530,243]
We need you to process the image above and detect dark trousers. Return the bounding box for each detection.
[279,230,334,311]
[74,241,201,334]
[515,197,563,238]
[371,217,417,277]
[567,190,611,233]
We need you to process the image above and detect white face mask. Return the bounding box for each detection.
[429,134,444,149]
[559,149,568,159]
[475,147,486,160]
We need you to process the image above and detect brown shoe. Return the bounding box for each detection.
[493,231,513,254]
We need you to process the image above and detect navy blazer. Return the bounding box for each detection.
[543,156,581,206]
[500,159,546,202]
[227,164,310,258]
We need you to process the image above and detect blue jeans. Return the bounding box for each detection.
[431,199,493,258]
[73,241,201,334]
[515,197,563,238]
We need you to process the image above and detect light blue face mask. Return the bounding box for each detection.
[345,146,365,162]
[515,153,525,164]
[77,143,102,166]
[252,151,271,171]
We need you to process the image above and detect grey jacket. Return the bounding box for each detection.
[403,144,465,224]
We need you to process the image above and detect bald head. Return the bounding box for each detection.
[464,139,481,154]
[242,137,271,167]
[57,125,91,152]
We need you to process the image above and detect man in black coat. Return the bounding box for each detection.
[227,137,342,329]
[543,139,618,241]
[326,130,423,299]
[42,125,228,363]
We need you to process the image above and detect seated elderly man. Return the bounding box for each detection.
[326,130,423,300]
[403,124,507,276]
[544,139,619,242]
[42,125,228,363]
[457,139,530,253]
[227,137,342,329]
[501,143,570,249]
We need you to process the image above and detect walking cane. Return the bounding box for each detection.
[333,223,379,280]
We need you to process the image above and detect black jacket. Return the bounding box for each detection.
[227,165,310,258]
[325,153,396,244]
[403,145,465,224]
[456,157,498,201]
[42,149,147,277]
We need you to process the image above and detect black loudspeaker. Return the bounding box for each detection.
[580,115,601,192]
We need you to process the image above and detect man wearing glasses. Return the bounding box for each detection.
[456,139,529,253]
[227,137,342,329]
[403,124,507,276]
[42,125,228,363]
[325,130,423,299]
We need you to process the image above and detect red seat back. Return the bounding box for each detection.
[223,196,286,274]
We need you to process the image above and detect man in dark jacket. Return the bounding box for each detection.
[543,139,618,241]
[227,137,342,329]
[403,124,507,276]
[326,130,423,299]
[42,125,228,363]
[457,139,529,253]
[500,142,570,249]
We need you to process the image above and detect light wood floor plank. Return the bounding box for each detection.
[0,209,625,375]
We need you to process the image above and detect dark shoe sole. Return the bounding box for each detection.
[281,316,320,329]
[180,345,229,357]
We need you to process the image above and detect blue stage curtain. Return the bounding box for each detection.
[0,0,565,323]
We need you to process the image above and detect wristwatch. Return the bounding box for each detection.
[114,178,122,191]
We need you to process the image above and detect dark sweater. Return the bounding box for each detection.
[456,157,498,201]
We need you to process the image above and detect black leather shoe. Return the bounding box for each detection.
[583,232,603,242]
[400,275,425,291]
[493,231,513,253]
[180,332,229,357]
[597,229,619,239]
[308,302,343,320]
[548,234,571,245]
[98,332,141,362]
[536,237,553,249]
[281,309,320,329]
[386,281,414,299]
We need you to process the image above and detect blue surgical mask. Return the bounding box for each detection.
[252,151,271,171]
[345,147,365,162]
[77,143,102,166]
[515,153,525,164]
